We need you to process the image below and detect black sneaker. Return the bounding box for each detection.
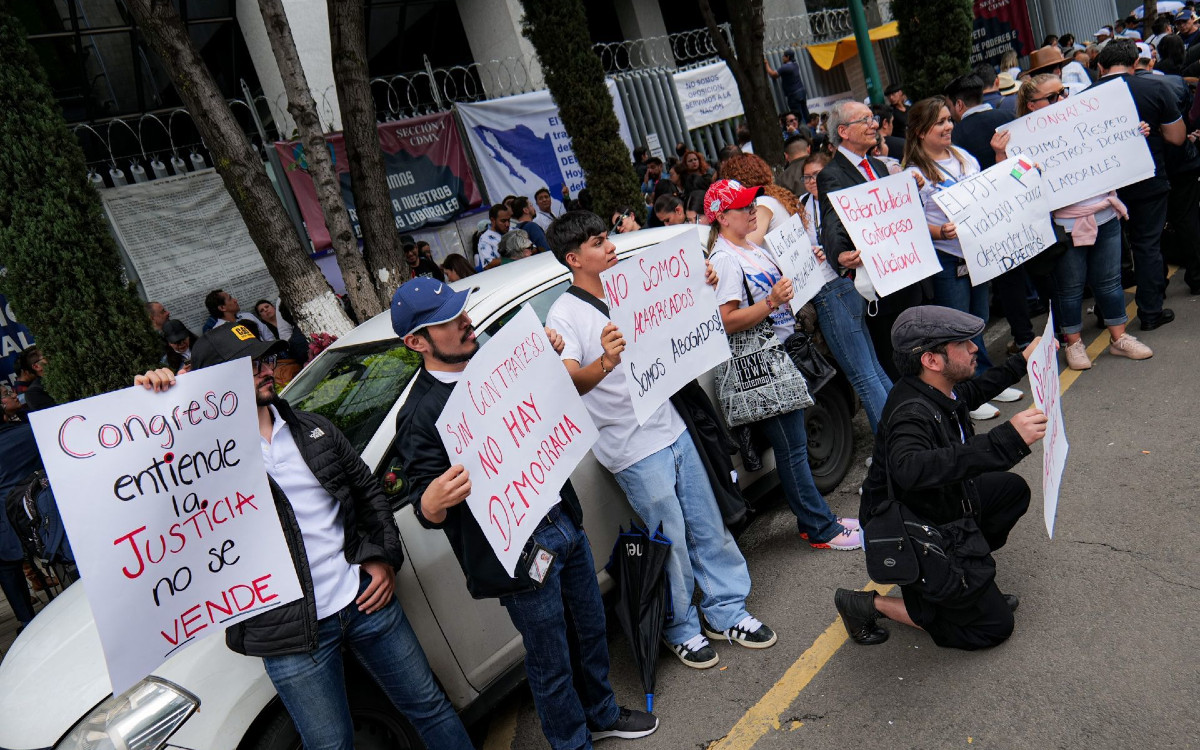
[591,707,659,741]
[834,588,889,645]
[663,634,719,669]
[703,615,778,648]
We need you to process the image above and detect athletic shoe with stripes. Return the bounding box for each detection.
[663,633,719,669]
[703,615,777,648]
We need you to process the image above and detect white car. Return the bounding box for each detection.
[0,225,857,750]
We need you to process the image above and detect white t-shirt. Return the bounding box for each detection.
[546,293,686,474]
[477,229,502,269]
[263,406,359,619]
[915,146,980,259]
[709,236,797,343]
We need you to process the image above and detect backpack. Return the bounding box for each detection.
[5,470,74,564]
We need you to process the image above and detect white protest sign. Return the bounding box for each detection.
[435,306,599,574]
[28,359,302,693]
[1026,313,1068,538]
[931,156,1057,286]
[828,171,940,296]
[996,81,1155,210]
[599,236,731,425]
[764,212,829,312]
[672,62,745,129]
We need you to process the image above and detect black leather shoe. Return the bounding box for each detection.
[1004,594,1019,612]
[1139,308,1175,331]
[834,588,889,645]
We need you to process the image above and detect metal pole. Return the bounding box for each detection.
[848,0,883,105]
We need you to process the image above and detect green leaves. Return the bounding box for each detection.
[892,0,974,101]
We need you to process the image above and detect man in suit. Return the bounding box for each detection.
[817,99,925,380]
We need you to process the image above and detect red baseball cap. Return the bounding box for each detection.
[703,179,763,223]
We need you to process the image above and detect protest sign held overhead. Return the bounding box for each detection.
[599,235,731,425]
[932,156,1056,286]
[1026,315,1068,539]
[28,360,303,693]
[828,171,939,296]
[996,81,1155,211]
[435,306,598,575]
[764,213,829,312]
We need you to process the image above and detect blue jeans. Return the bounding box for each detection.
[932,252,994,373]
[615,431,752,644]
[759,409,843,541]
[262,573,471,750]
[1053,217,1129,334]
[0,559,35,624]
[500,508,619,750]
[813,276,893,431]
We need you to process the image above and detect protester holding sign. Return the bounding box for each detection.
[705,180,862,550]
[391,279,658,749]
[134,325,471,750]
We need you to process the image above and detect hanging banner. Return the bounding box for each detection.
[995,81,1155,210]
[764,213,828,310]
[100,170,279,336]
[970,0,1036,65]
[1026,314,1068,539]
[931,156,1056,285]
[672,62,745,130]
[28,359,304,693]
[275,111,482,252]
[457,82,634,205]
[0,294,35,387]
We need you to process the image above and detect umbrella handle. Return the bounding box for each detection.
[646,693,654,713]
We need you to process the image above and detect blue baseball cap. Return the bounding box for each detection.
[391,278,471,338]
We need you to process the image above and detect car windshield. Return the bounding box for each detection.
[284,339,421,454]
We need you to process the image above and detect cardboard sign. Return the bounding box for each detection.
[764,212,829,311]
[28,360,303,693]
[828,171,940,296]
[996,81,1156,210]
[672,62,745,130]
[1026,314,1069,538]
[435,306,598,574]
[932,156,1057,286]
[599,236,731,425]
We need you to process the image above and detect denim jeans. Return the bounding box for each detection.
[614,431,752,644]
[0,559,35,624]
[932,252,994,373]
[759,409,843,541]
[262,572,471,750]
[813,276,893,431]
[1122,192,1170,316]
[1053,217,1129,334]
[500,508,619,750]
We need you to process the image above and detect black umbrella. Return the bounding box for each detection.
[609,521,672,713]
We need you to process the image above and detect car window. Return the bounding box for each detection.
[285,340,421,454]
[477,278,570,345]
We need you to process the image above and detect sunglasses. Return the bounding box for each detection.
[252,354,279,374]
[611,210,633,233]
[1031,88,1068,105]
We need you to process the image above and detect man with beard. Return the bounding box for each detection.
[391,278,658,749]
[134,323,471,750]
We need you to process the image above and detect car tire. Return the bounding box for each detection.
[241,681,427,750]
[804,384,854,494]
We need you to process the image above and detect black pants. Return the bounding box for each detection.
[1165,172,1200,292]
[1121,192,1170,318]
[901,471,1031,650]
[866,280,924,381]
[992,266,1035,348]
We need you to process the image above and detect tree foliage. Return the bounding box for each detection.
[520,0,644,223]
[0,10,161,401]
[891,0,973,100]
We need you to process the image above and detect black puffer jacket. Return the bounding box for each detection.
[226,398,403,657]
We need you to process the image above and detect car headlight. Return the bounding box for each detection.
[55,677,198,750]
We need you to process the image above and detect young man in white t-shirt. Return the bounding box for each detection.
[544,211,776,669]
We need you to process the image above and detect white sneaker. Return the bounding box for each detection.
[807,526,863,550]
[993,387,1023,402]
[864,456,873,468]
[969,402,1000,420]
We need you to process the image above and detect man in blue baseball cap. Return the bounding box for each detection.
[390,278,660,749]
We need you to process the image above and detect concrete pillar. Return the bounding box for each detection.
[455,0,544,97]
[613,0,673,68]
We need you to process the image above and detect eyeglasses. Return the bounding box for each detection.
[801,174,819,183]
[252,355,279,374]
[841,115,877,129]
[1030,88,1068,105]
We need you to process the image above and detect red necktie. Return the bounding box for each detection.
[860,158,877,181]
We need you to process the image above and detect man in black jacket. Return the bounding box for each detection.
[136,322,470,750]
[835,306,1047,650]
[391,278,658,749]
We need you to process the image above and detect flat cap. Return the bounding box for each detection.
[891,305,985,354]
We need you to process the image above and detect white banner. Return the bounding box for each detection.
[828,171,940,296]
[672,62,745,130]
[101,169,279,336]
[28,360,303,693]
[805,92,854,114]
[995,81,1156,210]
[932,156,1056,286]
[435,306,598,574]
[599,236,731,424]
[1026,314,1068,539]
[764,213,828,311]
[457,83,634,205]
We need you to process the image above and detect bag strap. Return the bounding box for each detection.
[566,285,610,317]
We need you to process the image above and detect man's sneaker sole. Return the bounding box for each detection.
[663,638,719,669]
[702,626,778,649]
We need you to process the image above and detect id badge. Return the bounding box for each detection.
[955,263,970,278]
[525,543,557,587]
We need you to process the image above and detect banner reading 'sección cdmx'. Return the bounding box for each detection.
[970,0,1036,65]
[274,111,482,252]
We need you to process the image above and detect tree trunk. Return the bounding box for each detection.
[698,0,784,168]
[328,0,408,306]
[257,0,381,322]
[1142,0,1157,36]
[123,0,351,337]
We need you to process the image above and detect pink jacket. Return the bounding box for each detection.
[1052,193,1127,246]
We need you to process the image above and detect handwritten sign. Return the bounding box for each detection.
[436,306,598,574]
[1026,314,1068,538]
[932,156,1056,286]
[764,212,829,311]
[672,62,745,130]
[828,171,940,296]
[28,360,302,693]
[599,237,731,424]
[996,80,1155,210]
